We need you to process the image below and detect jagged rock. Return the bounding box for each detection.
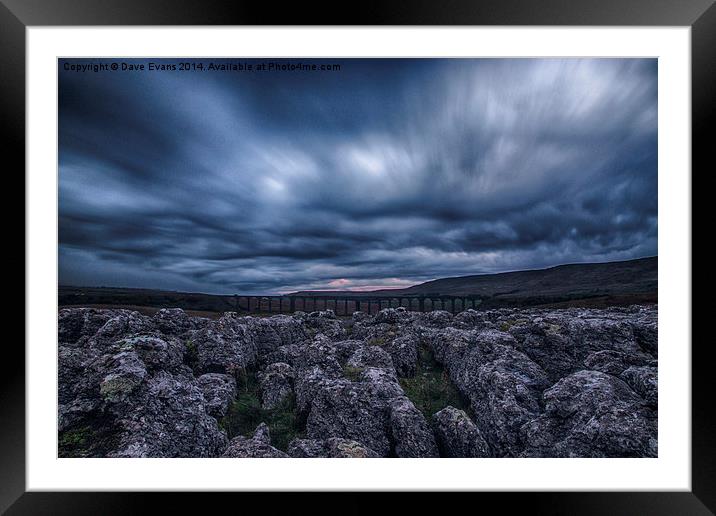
[447,330,550,456]
[222,423,288,458]
[197,373,237,418]
[258,362,294,409]
[115,334,184,373]
[292,336,344,413]
[153,308,205,337]
[521,370,657,457]
[509,320,582,381]
[309,309,336,319]
[583,350,655,376]
[59,330,225,457]
[433,406,490,457]
[427,321,596,455]
[621,365,658,406]
[246,318,282,356]
[289,311,308,324]
[453,309,491,329]
[90,311,158,348]
[351,311,370,322]
[58,342,122,432]
[303,311,346,340]
[261,344,303,367]
[358,366,404,400]
[58,398,103,435]
[57,305,658,458]
[346,345,394,370]
[98,351,148,403]
[58,345,98,405]
[288,437,379,458]
[630,310,658,357]
[564,316,643,356]
[304,363,406,458]
[386,335,419,377]
[350,322,399,343]
[264,315,309,347]
[59,310,229,457]
[58,344,103,432]
[374,307,411,324]
[294,363,343,415]
[107,371,228,457]
[243,315,309,359]
[193,314,257,374]
[294,334,338,367]
[58,308,116,346]
[428,327,476,374]
[332,339,364,363]
[388,397,439,457]
[418,310,454,328]
[306,378,392,456]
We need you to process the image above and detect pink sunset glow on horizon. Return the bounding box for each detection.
[274,277,420,295]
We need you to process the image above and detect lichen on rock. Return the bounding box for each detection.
[57,304,658,458]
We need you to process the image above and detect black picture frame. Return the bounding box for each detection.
[3,0,712,513]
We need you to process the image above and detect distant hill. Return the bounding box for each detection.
[289,256,657,308]
[60,256,657,312]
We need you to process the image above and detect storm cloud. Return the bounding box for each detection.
[59,58,657,294]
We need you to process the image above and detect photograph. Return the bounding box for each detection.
[3,0,709,507]
[57,57,659,459]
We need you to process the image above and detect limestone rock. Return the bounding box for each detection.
[521,370,657,457]
[288,438,379,458]
[433,406,490,458]
[389,396,439,457]
[306,379,392,456]
[258,362,295,409]
[222,423,288,458]
[621,365,658,407]
[198,373,237,418]
[386,335,419,377]
[193,314,257,374]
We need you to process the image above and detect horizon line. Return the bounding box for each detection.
[58,254,657,298]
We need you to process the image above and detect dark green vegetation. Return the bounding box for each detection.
[399,344,469,418]
[184,340,199,370]
[219,369,304,452]
[58,421,120,458]
[58,426,94,457]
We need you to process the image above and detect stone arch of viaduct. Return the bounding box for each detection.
[231,295,482,316]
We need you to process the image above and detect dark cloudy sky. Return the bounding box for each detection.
[59,58,657,295]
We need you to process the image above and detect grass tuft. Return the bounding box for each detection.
[184,339,198,369]
[399,344,468,418]
[219,369,304,452]
[58,426,98,457]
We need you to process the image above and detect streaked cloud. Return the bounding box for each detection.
[59,58,657,294]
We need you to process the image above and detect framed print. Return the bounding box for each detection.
[4,0,713,513]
